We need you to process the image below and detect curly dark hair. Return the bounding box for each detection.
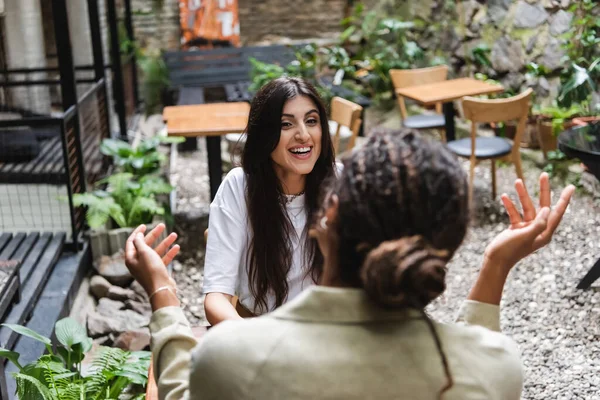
[242,77,336,314]
[322,128,469,398]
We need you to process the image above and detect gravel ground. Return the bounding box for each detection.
[170,135,600,400]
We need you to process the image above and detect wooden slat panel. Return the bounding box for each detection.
[0,232,64,350]
[0,233,25,260]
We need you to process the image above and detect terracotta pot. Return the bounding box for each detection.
[572,116,600,126]
[491,122,517,140]
[519,118,540,149]
[537,119,578,158]
[537,121,557,158]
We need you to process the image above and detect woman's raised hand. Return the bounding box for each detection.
[124,223,180,296]
[483,172,575,271]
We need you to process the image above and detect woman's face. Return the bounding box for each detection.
[271,95,322,178]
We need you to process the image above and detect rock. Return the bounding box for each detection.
[550,11,573,36]
[513,1,549,28]
[538,37,567,71]
[107,285,137,302]
[89,275,112,299]
[501,72,525,91]
[96,297,125,315]
[491,37,525,72]
[87,309,150,337]
[174,207,210,260]
[488,0,511,25]
[459,0,482,27]
[129,280,149,302]
[92,335,112,346]
[125,299,152,316]
[113,328,151,352]
[94,252,133,287]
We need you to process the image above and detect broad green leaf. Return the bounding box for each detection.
[55,317,89,351]
[0,348,22,369]
[158,135,185,144]
[2,324,51,346]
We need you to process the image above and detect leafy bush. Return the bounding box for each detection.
[73,173,172,229]
[0,318,150,400]
[101,136,183,178]
[249,3,434,109]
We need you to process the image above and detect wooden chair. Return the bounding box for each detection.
[390,65,448,141]
[329,96,363,154]
[446,88,533,201]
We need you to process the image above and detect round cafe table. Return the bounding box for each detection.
[558,122,600,289]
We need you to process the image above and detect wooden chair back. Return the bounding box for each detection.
[390,65,449,118]
[330,96,363,153]
[462,88,533,149]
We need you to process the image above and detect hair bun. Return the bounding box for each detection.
[360,236,449,308]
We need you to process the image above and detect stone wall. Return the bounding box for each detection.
[237,0,347,44]
[129,0,587,103]
[131,0,180,50]
[370,0,578,103]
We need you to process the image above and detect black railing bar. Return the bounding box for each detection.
[0,64,114,74]
[0,117,64,128]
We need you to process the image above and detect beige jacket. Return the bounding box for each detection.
[149,286,523,400]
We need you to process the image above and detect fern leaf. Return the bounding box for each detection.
[13,373,57,400]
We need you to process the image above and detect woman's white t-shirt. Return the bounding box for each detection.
[203,167,314,314]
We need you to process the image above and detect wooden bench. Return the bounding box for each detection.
[0,126,103,184]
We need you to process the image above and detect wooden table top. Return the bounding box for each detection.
[163,102,250,137]
[395,78,504,106]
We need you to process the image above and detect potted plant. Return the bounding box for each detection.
[74,172,173,260]
[0,317,150,399]
[533,104,583,158]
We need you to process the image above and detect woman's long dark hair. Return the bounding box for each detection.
[320,129,470,398]
[242,77,336,314]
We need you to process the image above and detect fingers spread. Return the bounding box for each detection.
[133,232,150,252]
[539,172,551,209]
[145,223,166,247]
[162,245,180,266]
[515,179,536,222]
[544,185,575,237]
[501,194,522,226]
[155,232,178,257]
[125,225,146,260]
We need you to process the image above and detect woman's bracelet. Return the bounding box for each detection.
[149,285,177,301]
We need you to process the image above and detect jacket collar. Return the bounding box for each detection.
[270,286,423,323]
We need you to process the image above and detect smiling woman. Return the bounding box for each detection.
[202,77,337,323]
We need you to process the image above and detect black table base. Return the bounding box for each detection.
[443,102,456,142]
[206,136,222,200]
[577,258,600,289]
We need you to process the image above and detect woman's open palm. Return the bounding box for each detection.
[484,173,575,269]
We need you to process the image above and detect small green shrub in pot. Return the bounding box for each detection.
[100,136,184,178]
[0,317,150,399]
[73,172,173,230]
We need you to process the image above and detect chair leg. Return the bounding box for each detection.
[513,152,525,182]
[491,159,497,199]
[438,128,446,143]
[469,156,476,205]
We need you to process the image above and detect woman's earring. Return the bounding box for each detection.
[319,216,328,230]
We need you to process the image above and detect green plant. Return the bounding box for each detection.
[535,103,584,135]
[73,172,172,229]
[471,44,492,68]
[557,0,600,111]
[0,317,150,400]
[138,48,170,115]
[101,136,183,177]
[558,59,600,110]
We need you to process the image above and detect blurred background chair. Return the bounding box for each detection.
[390,65,448,141]
[446,88,533,200]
